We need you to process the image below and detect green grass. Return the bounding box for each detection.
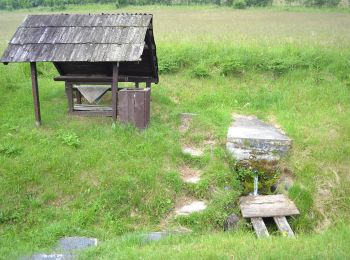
[0,5,350,259]
[80,222,350,259]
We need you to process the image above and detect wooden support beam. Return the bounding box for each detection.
[146,82,151,89]
[76,89,82,104]
[112,63,119,122]
[54,75,157,83]
[30,62,41,126]
[273,216,295,237]
[251,217,269,238]
[135,82,139,88]
[65,82,74,113]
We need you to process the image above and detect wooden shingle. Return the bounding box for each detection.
[1,13,153,63]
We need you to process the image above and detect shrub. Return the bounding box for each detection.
[190,63,210,78]
[158,52,187,74]
[59,131,80,148]
[220,59,245,76]
[0,144,21,156]
[246,0,272,6]
[233,0,247,9]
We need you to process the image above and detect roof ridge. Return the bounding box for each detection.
[27,13,153,16]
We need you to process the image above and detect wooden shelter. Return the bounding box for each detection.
[1,13,159,126]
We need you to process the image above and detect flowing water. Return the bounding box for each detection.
[253,175,258,196]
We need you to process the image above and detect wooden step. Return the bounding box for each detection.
[251,217,269,238]
[240,195,300,218]
[273,216,295,237]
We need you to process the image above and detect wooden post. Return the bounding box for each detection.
[146,82,151,89]
[30,62,41,126]
[65,82,74,113]
[112,63,119,122]
[135,82,139,88]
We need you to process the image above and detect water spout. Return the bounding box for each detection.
[253,175,258,196]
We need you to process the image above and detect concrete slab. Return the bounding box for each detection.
[175,201,207,216]
[23,253,73,260]
[57,237,97,251]
[226,115,291,161]
[142,232,171,242]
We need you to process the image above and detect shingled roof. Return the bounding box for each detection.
[1,13,153,63]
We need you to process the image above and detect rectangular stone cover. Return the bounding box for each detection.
[240,194,300,218]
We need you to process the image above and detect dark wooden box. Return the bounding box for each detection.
[118,88,151,129]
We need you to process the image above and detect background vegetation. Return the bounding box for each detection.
[0,0,347,11]
[0,5,349,259]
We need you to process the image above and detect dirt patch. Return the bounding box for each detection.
[179,113,198,133]
[314,167,341,232]
[79,171,100,187]
[50,195,74,207]
[179,165,201,184]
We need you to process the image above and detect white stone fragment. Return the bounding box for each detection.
[175,201,207,216]
[182,147,204,157]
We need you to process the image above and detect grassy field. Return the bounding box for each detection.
[0,5,350,259]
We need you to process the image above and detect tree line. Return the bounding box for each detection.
[0,0,344,11]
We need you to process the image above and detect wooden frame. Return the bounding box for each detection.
[30,62,41,126]
[112,63,119,122]
[60,62,153,120]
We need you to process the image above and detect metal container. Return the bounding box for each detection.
[118,88,151,129]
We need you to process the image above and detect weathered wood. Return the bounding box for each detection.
[54,75,157,83]
[273,216,295,237]
[76,89,82,104]
[65,82,74,113]
[147,30,158,79]
[112,63,119,122]
[240,195,300,218]
[69,110,112,117]
[74,104,112,111]
[118,88,150,129]
[30,62,41,126]
[251,217,269,238]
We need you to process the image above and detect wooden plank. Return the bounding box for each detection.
[147,30,158,80]
[65,82,74,113]
[112,63,119,122]
[117,89,129,124]
[133,90,144,129]
[251,217,269,238]
[54,75,157,83]
[273,216,295,237]
[240,195,300,218]
[74,104,112,111]
[70,110,112,117]
[30,62,41,126]
[144,88,151,129]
